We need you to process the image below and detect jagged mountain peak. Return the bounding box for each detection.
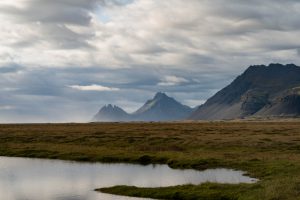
[247,63,298,70]
[109,104,120,109]
[100,104,123,111]
[103,104,113,109]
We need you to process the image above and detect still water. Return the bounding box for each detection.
[0,157,257,200]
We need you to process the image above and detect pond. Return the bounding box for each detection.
[0,157,257,200]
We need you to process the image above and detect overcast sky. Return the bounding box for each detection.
[0,0,300,122]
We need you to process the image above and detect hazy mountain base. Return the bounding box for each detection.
[1,122,300,200]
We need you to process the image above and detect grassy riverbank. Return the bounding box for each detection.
[1,121,300,199]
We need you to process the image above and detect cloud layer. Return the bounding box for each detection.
[0,0,300,122]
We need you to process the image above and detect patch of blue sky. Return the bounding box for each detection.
[95,8,111,23]
[95,0,134,23]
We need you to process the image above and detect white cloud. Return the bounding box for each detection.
[69,84,120,91]
[158,75,189,86]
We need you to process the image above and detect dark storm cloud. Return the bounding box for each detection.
[0,0,131,50]
[0,1,92,26]
[0,0,130,25]
[40,24,95,49]
[207,0,300,32]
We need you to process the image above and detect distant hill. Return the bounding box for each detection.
[133,92,193,121]
[189,63,300,120]
[92,92,193,122]
[93,104,131,122]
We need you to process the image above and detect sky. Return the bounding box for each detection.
[0,0,300,123]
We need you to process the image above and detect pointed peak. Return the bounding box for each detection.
[154,92,168,99]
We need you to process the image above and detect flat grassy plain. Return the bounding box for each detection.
[1,121,300,199]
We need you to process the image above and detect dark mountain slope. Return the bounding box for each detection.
[256,87,300,117]
[189,64,300,120]
[133,92,193,121]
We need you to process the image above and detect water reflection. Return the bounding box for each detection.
[0,157,257,200]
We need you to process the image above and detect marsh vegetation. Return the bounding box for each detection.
[1,121,300,199]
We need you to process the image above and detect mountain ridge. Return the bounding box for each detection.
[93,63,300,122]
[93,92,193,122]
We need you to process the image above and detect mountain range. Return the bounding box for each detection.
[93,63,300,122]
[92,92,193,122]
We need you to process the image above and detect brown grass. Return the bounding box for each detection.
[1,121,300,199]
